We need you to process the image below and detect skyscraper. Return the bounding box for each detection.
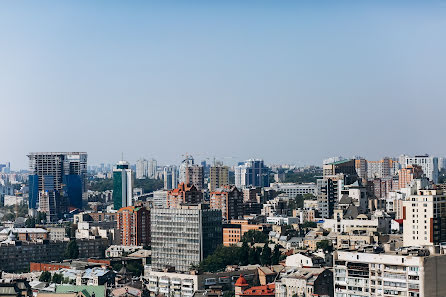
[136,158,149,179]
[163,165,178,190]
[235,159,269,189]
[28,152,87,221]
[117,205,151,246]
[148,159,157,178]
[113,160,133,210]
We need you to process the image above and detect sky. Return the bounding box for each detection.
[1,1,446,170]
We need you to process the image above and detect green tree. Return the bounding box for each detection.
[271,245,281,265]
[64,240,79,259]
[25,217,36,228]
[316,240,333,253]
[51,273,63,284]
[241,230,268,244]
[239,241,250,266]
[301,221,317,228]
[260,243,272,266]
[39,271,51,282]
[127,261,144,277]
[288,194,304,210]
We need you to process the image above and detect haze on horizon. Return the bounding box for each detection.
[1,1,445,170]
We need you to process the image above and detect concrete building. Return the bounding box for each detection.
[113,160,133,210]
[136,159,149,179]
[153,189,168,208]
[151,204,222,273]
[179,156,204,190]
[333,249,446,297]
[163,166,178,190]
[269,183,317,200]
[210,186,244,220]
[117,206,151,246]
[275,267,333,297]
[399,165,424,190]
[167,183,203,209]
[402,189,446,247]
[400,154,439,184]
[149,159,157,179]
[28,152,87,221]
[222,220,264,246]
[235,159,270,189]
[209,165,229,192]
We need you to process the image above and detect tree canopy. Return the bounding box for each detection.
[64,240,79,259]
[241,230,268,244]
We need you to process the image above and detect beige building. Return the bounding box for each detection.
[209,165,229,192]
[333,249,446,297]
[403,189,446,247]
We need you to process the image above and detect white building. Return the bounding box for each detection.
[269,183,317,199]
[152,190,168,209]
[275,267,333,297]
[402,189,446,247]
[136,158,149,179]
[400,154,439,184]
[284,253,325,268]
[333,249,446,297]
[266,216,299,225]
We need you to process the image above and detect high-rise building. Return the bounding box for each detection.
[354,158,368,181]
[323,159,357,177]
[402,189,446,247]
[210,186,244,220]
[167,183,203,209]
[113,160,133,210]
[399,165,424,190]
[117,205,151,246]
[28,152,87,221]
[400,154,439,184]
[209,164,229,192]
[151,204,222,273]
[149,159,157,178]
[179,156,204,190]
[163,165,178,190]
[136,158,149,179]
[235,159,269,189]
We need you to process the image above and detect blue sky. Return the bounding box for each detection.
[1,1,446,169]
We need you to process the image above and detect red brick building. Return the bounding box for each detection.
[117,206,151,246]
[166,183,203,209]
[210,186,244,220]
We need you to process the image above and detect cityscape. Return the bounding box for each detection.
[1,1,446,297]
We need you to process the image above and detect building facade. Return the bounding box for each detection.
[113,160,133,210]
[117,206,151,246]
[151,204,222,273]
[210,186,244,220]
[209,165,229,192]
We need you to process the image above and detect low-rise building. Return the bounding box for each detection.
[275,267,333,297]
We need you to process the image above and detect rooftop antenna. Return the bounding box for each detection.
[121,152,124,161]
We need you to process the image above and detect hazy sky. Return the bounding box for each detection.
[1,1,446,169]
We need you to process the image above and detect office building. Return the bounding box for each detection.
[235,159,269,189]
[402,189,446,247]
[117,206,151,246]
[210,186,244,220]
[209,164,229,192]
[28,152,87,221]
[366,157,399,180]
[151,204,222,273]
[113,160,133,210]
[167,183,203,209]
[153,189,168,208]
[333,249,446,297]
[354,158,368,181]
[269,183,317,200]
[400,154,439,184]
[136,159,149,179]
[323,159,357,177]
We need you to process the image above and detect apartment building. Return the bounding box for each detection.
[117,206,151,246]
[235,159,270,189]
[400,155,439,184]
[144,267,258,297]
[210,186,244,220]
[222,220,264,246]
[333,249,446,297]
[209,165,229,192]
[399,165,424,190]
[151,204,222,273]
[167,183,203,209]
[402,189,446,246]
[275,267,333,297]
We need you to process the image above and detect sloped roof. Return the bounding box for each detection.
[235,276,249,287]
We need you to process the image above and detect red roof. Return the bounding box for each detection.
[235,276,249,287]
[240,284,275,297]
